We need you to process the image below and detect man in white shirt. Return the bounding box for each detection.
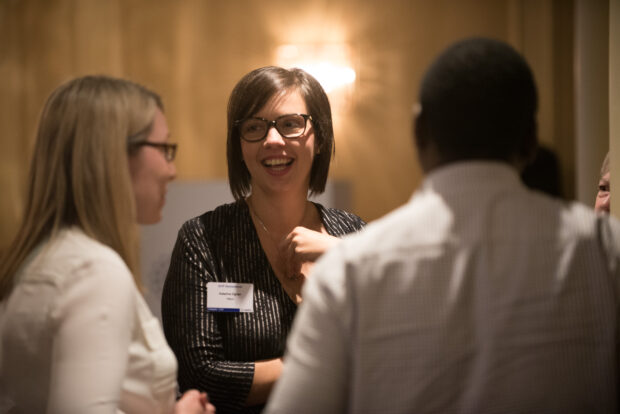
[265,37,620,414]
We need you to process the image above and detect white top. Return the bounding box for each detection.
[0,227,177,414]
[266,162,620,414]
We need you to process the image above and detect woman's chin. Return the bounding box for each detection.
[137,210,163,226]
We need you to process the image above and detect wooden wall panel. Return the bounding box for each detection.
[72,0,123,75]
[0,0,28,247]
[552,0,576,199]
[0,0,574,248]
[611,0,619,219]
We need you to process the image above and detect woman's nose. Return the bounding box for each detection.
[263,126,286,146]
[602,193,610,210]
[168,161,177,180]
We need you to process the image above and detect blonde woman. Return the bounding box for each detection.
[0,76,215,414]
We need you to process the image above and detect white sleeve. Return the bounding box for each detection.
[265,246,352,414]
[47,255,136,414]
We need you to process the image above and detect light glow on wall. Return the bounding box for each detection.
[276,44,356,94]
[295,61,356,93]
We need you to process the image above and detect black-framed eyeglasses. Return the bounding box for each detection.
[235,113,313,142]
[133,142,178,162]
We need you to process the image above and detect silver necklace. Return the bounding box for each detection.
[247,199,273,236]
[246,198,309,281]
[250,206,271,235]
[246,198,287,276]
[246,197,309,238]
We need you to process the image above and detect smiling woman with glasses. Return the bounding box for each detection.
[161,66,366,413]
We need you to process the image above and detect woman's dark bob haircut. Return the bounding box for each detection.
[226,66,334,200]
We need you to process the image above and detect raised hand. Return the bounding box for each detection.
[280,227,339,279]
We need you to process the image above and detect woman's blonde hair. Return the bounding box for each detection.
[0,75,163,299]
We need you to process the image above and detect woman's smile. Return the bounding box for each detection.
[262,156,294,173]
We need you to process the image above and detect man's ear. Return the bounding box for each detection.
[413,104,427,151]
[413,108,439,173]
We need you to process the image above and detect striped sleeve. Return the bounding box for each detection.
[161,218,254,413]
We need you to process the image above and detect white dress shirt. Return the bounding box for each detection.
[266,162,620,414]
[0,227,177,414]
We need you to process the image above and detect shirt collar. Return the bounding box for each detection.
[421,160,523,196]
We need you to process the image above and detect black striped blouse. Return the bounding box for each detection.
[161,200,365,413]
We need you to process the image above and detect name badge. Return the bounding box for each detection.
[207,282,254,312]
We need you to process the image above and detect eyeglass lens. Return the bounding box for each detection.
[163,144,177,161]
[135,142,177,162]
[240,114,308,141]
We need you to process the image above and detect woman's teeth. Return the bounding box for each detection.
[263,158,292,168]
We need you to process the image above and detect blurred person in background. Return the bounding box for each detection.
[520,145,564,199]
[595,152,610,214]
